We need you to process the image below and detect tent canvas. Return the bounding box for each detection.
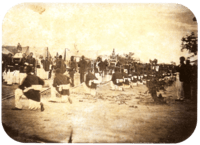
[29,47,51,59]
[2,46,18,55]
[21,47,30,56]
[2,47,14,55]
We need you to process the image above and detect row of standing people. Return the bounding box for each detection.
[2,53,35,73]
[176,57,197,101]
[10,54,197,112]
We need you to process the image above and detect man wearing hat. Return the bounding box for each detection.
[50,68,72,103]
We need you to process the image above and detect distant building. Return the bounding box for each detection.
[110,48,117,59]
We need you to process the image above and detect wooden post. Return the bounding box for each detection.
[47,47,48,59]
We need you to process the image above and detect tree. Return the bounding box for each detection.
[123,52,134,60]
[181,32,198,55]
[170,61,176,66]
[149,59,158,65]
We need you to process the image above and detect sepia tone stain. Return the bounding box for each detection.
[28,4,46,15]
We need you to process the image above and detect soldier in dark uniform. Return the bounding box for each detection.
[110,68,124,90]
[12,66,45,111]
[78,55,87,83]
[55,55,66,74]
[176,56,187,100]
[85,68,99,89]
[83,68,100,96]
[98,57,106,77]
[19,53,27,73]
[27,52,36,73]
[69,56,77,87]
[131,72,138,85]
[121,68,130,85]
[50,68,72,103]
[184,60,192,99]
[104,59,109,75]
[6,53,13,72]
[41,57,50,79]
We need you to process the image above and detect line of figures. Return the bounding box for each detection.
[2,52,197,112]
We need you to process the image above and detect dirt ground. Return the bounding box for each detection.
[2,82,197,143]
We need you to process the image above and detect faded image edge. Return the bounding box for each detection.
[1,3,198,143]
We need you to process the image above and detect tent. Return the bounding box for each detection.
[21,47,30,56]
[2,45,18,55]
[2,45,30,56]
[29,47,51,59]
[2,47,14,55]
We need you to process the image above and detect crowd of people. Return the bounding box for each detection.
[2,47,197,112]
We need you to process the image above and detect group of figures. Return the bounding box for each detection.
[2,48,197,111]
[175,57,197,101]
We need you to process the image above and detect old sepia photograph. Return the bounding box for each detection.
[1,3,198,143]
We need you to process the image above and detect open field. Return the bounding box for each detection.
[2,82,197,143]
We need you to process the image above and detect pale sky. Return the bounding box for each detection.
[2,3,198,63]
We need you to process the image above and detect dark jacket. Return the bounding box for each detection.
[185,64,192,83]
[85,72,98,89]
[7,56,13,65]
[79,59,87,73]
[42,60,50,71]
[19,74,44,102]
[177,64,186,82]
[53,73,70,95]
[27,57,35,66]
[111,72,123,86]
[20,57,27,66]
[98,61,106,71]
[69,60,77,74]
[56,59,66,74]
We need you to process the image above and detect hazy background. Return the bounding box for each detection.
[2,3,198,63]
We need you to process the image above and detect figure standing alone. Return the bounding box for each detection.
[78,55,87,83]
